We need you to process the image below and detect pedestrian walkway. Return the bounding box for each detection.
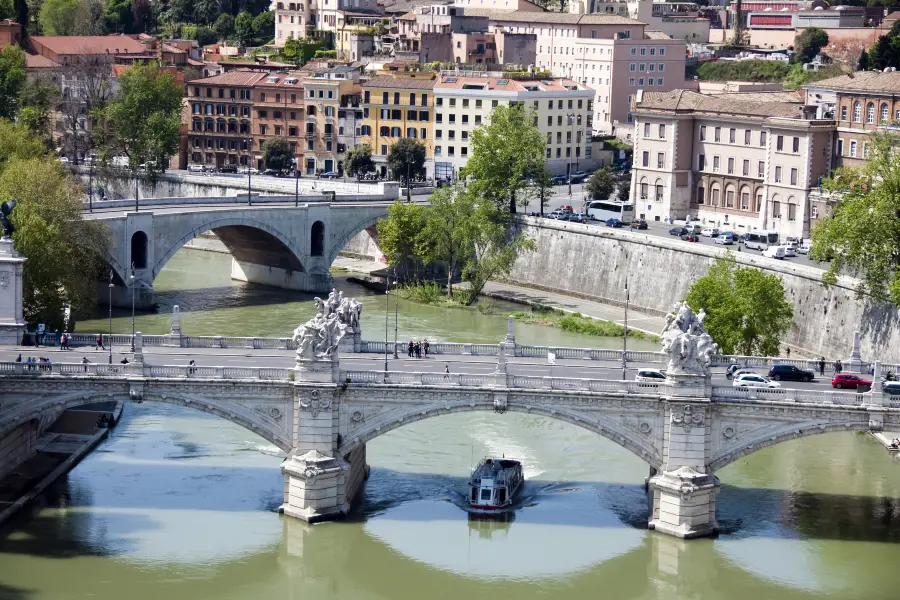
[477,281,665,335]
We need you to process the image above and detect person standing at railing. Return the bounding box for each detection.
[407,341,414,358]
[14,354,20,363]
[81,357,90,373]
[424,340,430,358]
[819,357,826,376]
[96,334,105,351]
[189,359,196,375]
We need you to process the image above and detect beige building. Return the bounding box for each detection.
[432,73,594,178]
[630,89,835,240]
[300,66,362,174]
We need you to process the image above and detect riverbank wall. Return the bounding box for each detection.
[507,217,899,363]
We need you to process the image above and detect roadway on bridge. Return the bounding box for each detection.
[0,346,846,395]
[83,200,398,217]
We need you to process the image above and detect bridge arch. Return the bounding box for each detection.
[311,220,325,257]
[336,401,663,469]
[327,213,386,267]
[131,231,148,270]
[0,388,293,453]
[151,216,307,283]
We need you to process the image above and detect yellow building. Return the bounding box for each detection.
[360,71,436,178]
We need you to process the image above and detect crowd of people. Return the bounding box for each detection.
[407,340,430,358]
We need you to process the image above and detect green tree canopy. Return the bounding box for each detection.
[793,27,828,65]
[102,0,134,33]
[252,10,274,41]
[0,0,14,20]
[586,168,616,200]
[857,48,870,71]
[235,11,254,46]
[617,179,631,203]
[0,119,46,166]
[345,143,374,178]
[262,137,293,171]
[387,137,426,182]
[375,200,426,279]
[811,133,900,304]
[466,103,545,213]
[0,44,25,120]
[97,63,182,179]
[685,254,794,356]
[214,13,235,41]
[38,0,80,35]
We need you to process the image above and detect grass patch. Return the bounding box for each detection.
[394,282,471,308]
[330,266,350,273]
[510,309,658,342]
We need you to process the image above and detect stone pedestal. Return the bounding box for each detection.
[848,330,865,373]
[338,327,362,354]
[648,466,719,539]
[0,238,26,345]
[281,449,351,523]
[295,357,341,383]
[663,372,712,399]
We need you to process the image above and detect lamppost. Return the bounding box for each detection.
[293,157,299,207]
[88,159,94,213]
[567,112,576,198]
[247,138,253,206]
[134,171,139,212]
[393,267,399,359]
[622,279,629,380]
[108,270,113,365]
[130,263,136,353]
[384,278,390,377]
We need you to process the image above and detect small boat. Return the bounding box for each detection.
[467,457,524,512]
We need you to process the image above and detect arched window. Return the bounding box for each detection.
[754,191,762,213]
[696,186,705,205]
[740,186,750,210]
[724,184,735,208]
[853,102,861,122]
[710,184,721,206]
[639,177,648,198]
[310,221,324,257]
[867,103,875,124]
[881,103,889,123]
[654,178,663,201]
[131,231,148,270]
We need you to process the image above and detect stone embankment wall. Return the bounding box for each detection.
[507,217,898,363]
[0,422,37,481]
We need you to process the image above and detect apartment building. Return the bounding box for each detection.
[630,89,835,239]
[432,73,594,178]
[360,72,437,177]
[253,73,307,169]
[300,66,362,174]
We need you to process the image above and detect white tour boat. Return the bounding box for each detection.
[467,457,524,512]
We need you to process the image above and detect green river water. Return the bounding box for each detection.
[1,249,899,600]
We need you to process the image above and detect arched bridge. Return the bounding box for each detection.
[1,355,897,538]
[85,195,397,309]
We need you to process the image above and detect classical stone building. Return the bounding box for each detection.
[630,89,835,239]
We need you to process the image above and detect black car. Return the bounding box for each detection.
[219,165,237,174]
[767,364,815,382]
[669,227,688,236]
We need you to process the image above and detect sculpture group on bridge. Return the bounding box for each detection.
[661,302,718,377]
[293,289,362,363]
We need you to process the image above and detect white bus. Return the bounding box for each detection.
[587,200,634,224]
[743,230,779,250]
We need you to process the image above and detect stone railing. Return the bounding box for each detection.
[0,361,291,380]
[712,385,871,406]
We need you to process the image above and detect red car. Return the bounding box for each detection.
[831,373,872,389]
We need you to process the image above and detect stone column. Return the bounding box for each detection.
[848,330,864,373]
[648,372,719,539]
[0,237,26,345]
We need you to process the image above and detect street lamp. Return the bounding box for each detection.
[622,279,629,380]
[293,157,299,207]
[393,267,399,359]
[567,112,576,197]
[88,159,94,213]
[247,138,253,206]
[108,270,113,365]
[130,263,136,353]
[134,170,139,212]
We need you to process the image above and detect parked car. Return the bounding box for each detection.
[730,368,761,381]
[606,218,624,228]
[768,364,815,382]
[320,171,341,179]
[831,373,872,389]
[684,224,703,235]
[58,156,70,164]
[733,373,781,389]
[187,164,205,173]
[762,246,786,259]
[549,208,570,220]
[681,233,699,242]
[550,175,567,185]
[569,171,587,183]
[669,227,688,236]
[630,219,648,230]
[715,233,735,245]
[725,364,744,380]
[883,382,900,396]
[559,204,574,213]
[798,241,812,254]
[569,212,588,223]
[635,369,667,382]
[701,227,719,238]
[783,245,796,257]
[219,165,238,174]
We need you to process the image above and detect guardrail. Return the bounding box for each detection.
[711,385,869,406]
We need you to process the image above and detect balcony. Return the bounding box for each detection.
[305,131,316,139]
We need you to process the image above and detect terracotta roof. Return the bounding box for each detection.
[25,53,60,68]
[644,30,673,40]
[460,9,642,26]
[804,70,900,94]
[435,75,588,93]
[635,89,803,119]
[28,35,146,55]
[380,0,447,14]
[362,75,436,89]
[191,70,269,86]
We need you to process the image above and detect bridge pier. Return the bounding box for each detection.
[99,282,156,311]
[230,259,333,294]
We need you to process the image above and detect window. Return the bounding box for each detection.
[788,203,796,221]
[744,130,751,145]
[421,94,428,106]
[394,92,400,105]
[760,131,766,147]
[853,101,861,122]
[410,93,416,105]
[699,126,706,141]
[850,140,857,157]
[381,144,388,155]
[881,103,889,123]
[867,102,875,124]
[725,188,734,208]
[729,128,735,144]
[657,152,664,168]
[837,138,844,156]
[758,161,764,178]
[421,128,426,139]
[713,155,720,172]
[698,154,705,170]
[659,124,665,139]
[775,166,782,183]
[742,159,749,176]
[643,122,650,137]
[741,189,749,210]
[642,151,649,167]
[697,186,705,204]
[772,200,781,218]
[790,168,798,185]
[714,127,720,142]
[840,105,847,121]
[864,142,870,158]
[727,157,734,174]
[776,135,783,151]
[792,137,799,153]
[382,92,388,104]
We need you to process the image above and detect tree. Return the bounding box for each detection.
[0,45,25,121]
[102,0,134,33]
[14,0,27,36]
[857,48,870,72]
[811,133,900,305]
[57,53,114,163]
[387,137,426,185]
[345,143,374,179]
[282,35,323,65]
[462,203,536,303]
[252,10,274,42]
[97,63,182,180]
[0,119,46,164]
[685,254,793,356]
[0,0,14,19]
[214,13,235,40]
[466,103,546,214]
[793,27,829,65]
[617,179,631,203]
[194,0,219,24]
[17,71,58,140]
[586,168,616,200]
[235,10,253,46]
[262,137,292,171]
[71,0,105,35]
[38,0,79,35]
[416,184,478,298]
[375,200,426,279]
[0,155,110,329]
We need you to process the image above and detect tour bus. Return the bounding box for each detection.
[587,200,634,224]
[743,230,780,251]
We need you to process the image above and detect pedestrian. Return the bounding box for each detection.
[818,357,825,376]
[834,359,843,374]
[424,340,430,358]
[81,356,90,372]
[61,333,69,351]
[407,341,414,358]
[14,353,21,362]
[120,357,129,365]
[188,359,196,375]
[786,348,791,358]
[444,364,450,380]
[96,334,104,351]
[415,341,422,359]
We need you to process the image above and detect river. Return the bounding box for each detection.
[1,249,899,600]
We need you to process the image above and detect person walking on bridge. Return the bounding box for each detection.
[96,334,105,351]
[818,357,826,376]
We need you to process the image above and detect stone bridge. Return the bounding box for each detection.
[85,195,395,309]
[0,344,897,538]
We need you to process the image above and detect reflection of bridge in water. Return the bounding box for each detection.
[2,320,898,540]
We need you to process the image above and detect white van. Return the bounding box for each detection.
[762,245,786,259]
[701,227,719,237]
[685,223,703,235]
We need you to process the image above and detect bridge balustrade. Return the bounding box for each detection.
[712,385,869,406]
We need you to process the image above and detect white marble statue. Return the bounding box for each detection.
[660,302,718,376]
[293,292,365,362]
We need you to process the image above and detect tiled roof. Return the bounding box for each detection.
[380,0,447,14]
[644,30,673,40]
[635,89,803,119]
[435,75,587,92]
[29,35,146,55]
[460,9,642,25]
[191,70,269,86]
[25,53,59,68]
[804,70,900,94]
[362,75,436,89]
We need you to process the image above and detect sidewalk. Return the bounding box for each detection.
[478,281,665,336]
